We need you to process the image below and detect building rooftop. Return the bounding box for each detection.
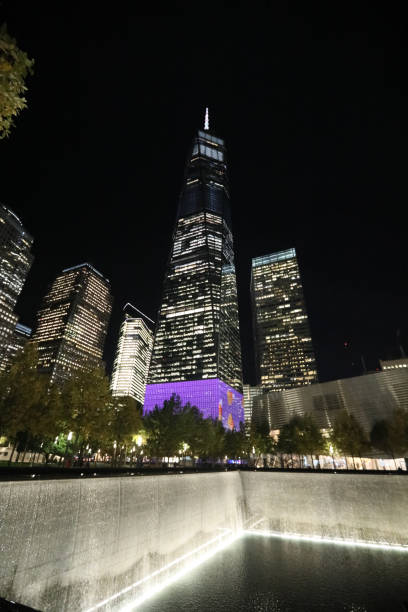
[62,262,109,282]
[252,248,296,268]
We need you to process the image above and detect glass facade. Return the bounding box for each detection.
[32,263,112,383]
[144,378,244,430]
[251,248,317,391]
[111,315,153,404]
[252,368,408,436]
[0,205,34,370]
[6,323,32,365]
[242,384,265,428]
[145,125,243,426]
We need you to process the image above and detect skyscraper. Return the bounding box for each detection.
[32,263,112,382]
[0,204,34,370]
[242,384,265,429]
[111,313,153,404]
[144,112,244,429]
[3,323,32,367]
[251,248,317,391]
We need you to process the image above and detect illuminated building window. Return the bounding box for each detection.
[111,315,153,404]
[0,205,34,370]
[251,248,318,391]
[32,263,112,383]
[145,122,243,426]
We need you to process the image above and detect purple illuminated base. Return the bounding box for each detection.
[144,378,244,430]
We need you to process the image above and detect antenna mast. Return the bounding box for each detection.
[204,107,209,131]
[123,302,155,325]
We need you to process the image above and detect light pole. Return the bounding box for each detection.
[113,441,117,467]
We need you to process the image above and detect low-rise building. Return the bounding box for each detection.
[380,357,408,371]
[252,368,408,435]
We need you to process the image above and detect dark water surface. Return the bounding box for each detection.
[139,535,408,612]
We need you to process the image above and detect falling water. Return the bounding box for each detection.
[0,472,406,611]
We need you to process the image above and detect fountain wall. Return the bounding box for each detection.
[240,471,408,545]
[0,473,245,611]
[0,472,407,611]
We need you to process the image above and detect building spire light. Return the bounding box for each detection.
[204,107,209,131]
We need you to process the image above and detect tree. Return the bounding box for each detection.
[276,417,303,468]
[143,394,187,459]
[178,404,210,465]
[370,409,408,469]
[224,425,247,461]
[203,418,226,463]
[275,415,327,469]
[331,411,369,469]
[0,24,34,139]
[0,343,49,461]
[59,367,113,459]
[248,422,271,467]
[109,396,143,465]
[297,414,328,468]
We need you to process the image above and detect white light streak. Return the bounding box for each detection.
[84,529,238,612]
[243,529,408,552]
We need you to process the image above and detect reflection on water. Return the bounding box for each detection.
[139,534,408,612]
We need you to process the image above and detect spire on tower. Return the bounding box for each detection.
[204,107,209,131]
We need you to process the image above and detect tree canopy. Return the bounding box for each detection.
[370,409,408,460]
[0,24,34,139]
[1,346,407,469]
[276,414,327,467]
[331,411,370,463]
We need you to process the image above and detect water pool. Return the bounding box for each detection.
[139,534,408,612]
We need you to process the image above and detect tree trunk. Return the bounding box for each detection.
[8,441,16,465]
[21,441,29,464]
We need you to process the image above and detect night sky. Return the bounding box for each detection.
[1,4,406,385]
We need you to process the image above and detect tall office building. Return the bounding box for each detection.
[0,205,34,370]
[111,314,153,404]
[32,263,112,382]
[2,322,32,369]
[144,112,244,429]
[251,248,317,391]
[243,384,265,429]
